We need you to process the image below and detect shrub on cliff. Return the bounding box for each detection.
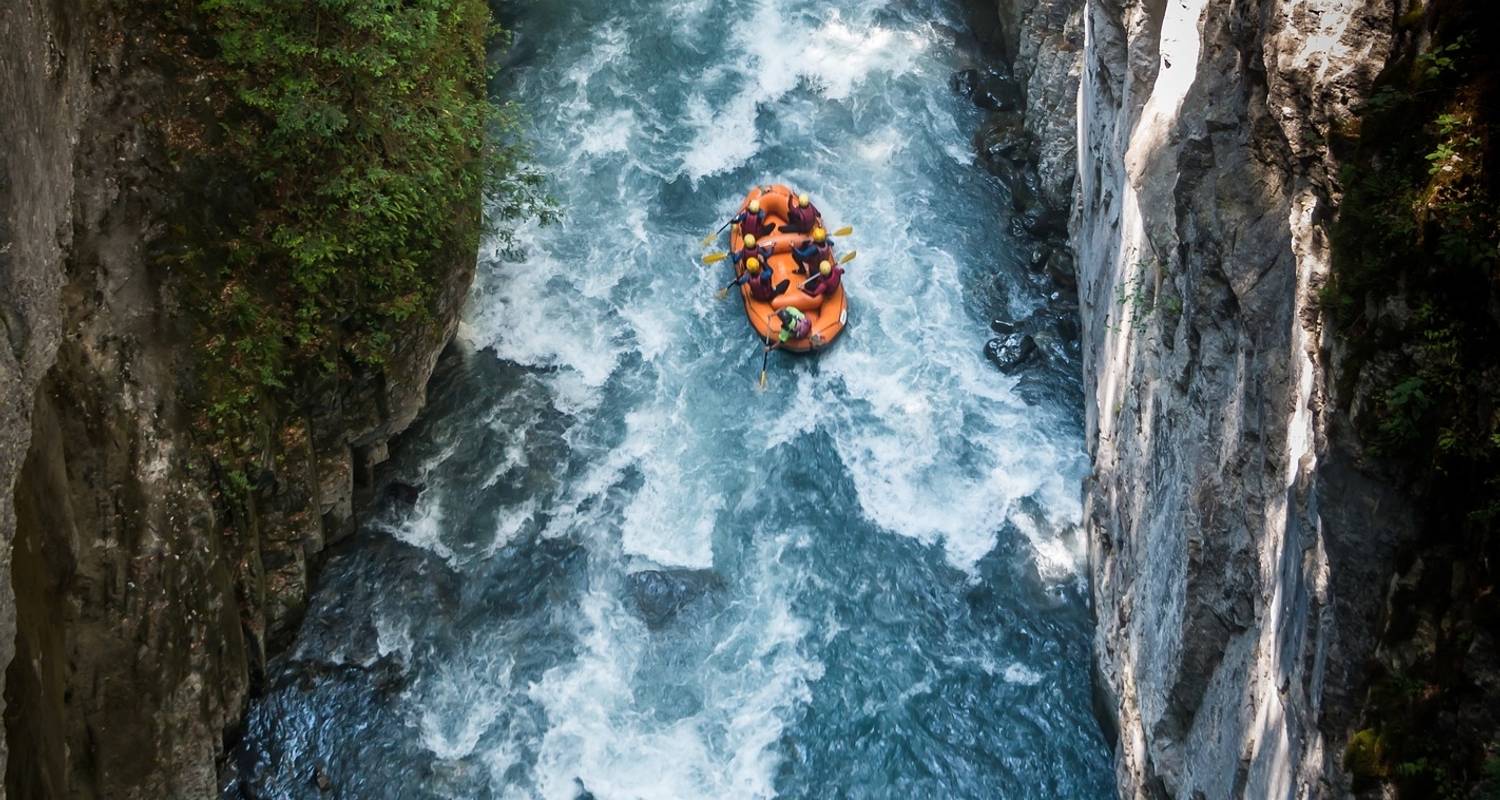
[153,0,549,479]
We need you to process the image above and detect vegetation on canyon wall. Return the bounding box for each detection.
[1326,0,1499,795]
[152,0,549,492]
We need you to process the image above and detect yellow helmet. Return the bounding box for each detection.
[746,257,761,272]
[748,199,761,213]
[798,193,810,206]
[819,260,832,276]
[812,227,827,243]
[743,233,756,248]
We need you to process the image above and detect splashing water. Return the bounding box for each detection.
[226,0,1111,797]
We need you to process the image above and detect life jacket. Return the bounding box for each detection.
[788,204,818,231]
[748,269,778,301]
[778,308,811,340]
[793,241,833,269]
[735,245,771,268]
[808,265,842,296]
[738,210,771,238]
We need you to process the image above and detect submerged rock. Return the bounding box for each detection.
[625,569,724,629]
[984,333,1039,374]
[384,480,425,505]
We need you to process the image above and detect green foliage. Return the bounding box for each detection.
[1482,753,1500,799]
[1328,6,1500,795]
[156,0,550,478]
[1418,37,1468,80]
[1345,728,1388,786]
[1109,261,1175,334]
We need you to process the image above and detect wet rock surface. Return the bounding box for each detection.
[984,332,1038,374]
[625,569,726,630]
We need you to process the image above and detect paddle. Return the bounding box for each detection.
[703,252,728,264]
[831,225,853,237]
[798,250,859,290]
[759,338,780,389]
[700,219,731,247]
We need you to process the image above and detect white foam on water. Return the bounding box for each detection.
[410,657,515,762]
[467,224,624,390]
[580,108,637,156]
[1003,663,1044,686]
[528,531,821,800]
[678,8,927,182]
[377,494,460,567]
[374,613,415,664]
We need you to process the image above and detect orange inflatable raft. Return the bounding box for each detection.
[729,184,848,352]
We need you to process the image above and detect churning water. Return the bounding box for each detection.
[226,0,1112,796]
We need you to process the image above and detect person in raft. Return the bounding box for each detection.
[782,193,822,234]
[731,233,774,271]
[791,227,834,275]
[769,306,813,346]
[732,198,775,238]
[729,258,791,301]
[803,259,843,298]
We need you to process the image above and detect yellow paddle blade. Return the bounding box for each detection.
[759,370,768,390]
[839,250,858,264]
[703,252,728,264]
[831,226,853,237]
[701,232,716,247]
[716,286,730,300]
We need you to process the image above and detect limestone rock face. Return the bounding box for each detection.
[1069,0,1409,796]
[0,1,476,796]
[994,0,1086,210]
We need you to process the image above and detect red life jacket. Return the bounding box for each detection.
[739,211,772,238]
[788,204,818,231]
[748,270,777,301]
[808,265,843,296]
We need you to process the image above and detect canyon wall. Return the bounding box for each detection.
[1074,0,1407,794]
[996,0,1446,796]
[0,1,475,796]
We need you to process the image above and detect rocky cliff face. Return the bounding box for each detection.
[0,1,474,796]
[988,0,1454,796]
[1066,0,1414,796]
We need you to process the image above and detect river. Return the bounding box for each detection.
[225,0,1113,796]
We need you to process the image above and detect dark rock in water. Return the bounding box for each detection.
[1056,316,1081,345]
[574,778,596,800]
[1044,248,1078,290]
[985,333,1040,375]
[625,569,724,629]
[949,68,980,98]
[990,318,1019,335]
[314,763,333,792]
[948,68,1021,112]
[975,111,1029,171]
[384,480,425,505]
[1019,204,1068,239]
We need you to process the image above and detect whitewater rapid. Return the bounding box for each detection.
[226,1,1111,797]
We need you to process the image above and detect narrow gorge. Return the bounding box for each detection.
[1,0,1496,798]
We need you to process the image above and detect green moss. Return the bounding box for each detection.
[148,0,551,484]
[1345,729,1389,787]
